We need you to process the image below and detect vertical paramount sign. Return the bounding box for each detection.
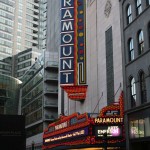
[60,0,87,100]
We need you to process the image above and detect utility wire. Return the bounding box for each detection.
[114,82,122,101]
[91,82,122,115]
[92,92,103,115]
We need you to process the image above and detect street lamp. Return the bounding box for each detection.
[32,141,34,150]
[103,132,107,150]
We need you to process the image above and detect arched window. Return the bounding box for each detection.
[139,71,147,104]
[127,4,132,24]
[136,0,142,15]
[146,0,150,6]
[130,77,136,107]
[138,30,144,54]
[128,38,134,61]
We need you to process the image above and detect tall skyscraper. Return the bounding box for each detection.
[0,0,15,75]
[0,0,47,76]
[13,0,47,53]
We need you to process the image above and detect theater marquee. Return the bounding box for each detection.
[60,0,87,100]
[94,92,125,145]
[42,92,126,150]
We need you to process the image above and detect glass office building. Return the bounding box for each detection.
[14,48,41,79]
[0,73,22,114]
[21,51,58,150]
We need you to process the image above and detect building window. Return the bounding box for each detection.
[148,22,150,48]
[26,123,43,138]
[146,0,150,6]
[136,0,142,15]
[139,71,147,104]
[105,27,114,105]
[130,77,136,107]
[138,30,144,55]
[129,117,149,138]
[128,38,134,61]
[127,4,132,24]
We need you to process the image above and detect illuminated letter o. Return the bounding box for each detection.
[62,34,72,44]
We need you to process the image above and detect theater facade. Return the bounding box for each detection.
[42,92,126,150]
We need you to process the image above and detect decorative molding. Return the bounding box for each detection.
[104,0,112,18]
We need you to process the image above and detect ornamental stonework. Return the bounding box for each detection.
[104,0,112,18]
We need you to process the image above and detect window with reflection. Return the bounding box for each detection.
[130,77,136,107]
[136,0,142,15]
[144,117,150,136]
[146,0,150,6]
[139,71,147,104]
[26,123,43,138]
[128,38,134,61]
[130,120,139,138]
[139,119,145,137]
[148,22,150,48]
[138,30,144,54]
[127,4,132,24]
[129,111,150,139]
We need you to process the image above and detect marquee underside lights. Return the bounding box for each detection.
[63,85,88,100]
[60,0,87,100]
[99,91,124,118]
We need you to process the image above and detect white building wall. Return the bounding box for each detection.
[62,0,123,115]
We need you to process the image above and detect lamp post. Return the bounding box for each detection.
[103,132,107,150]
[32,141,34,150]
